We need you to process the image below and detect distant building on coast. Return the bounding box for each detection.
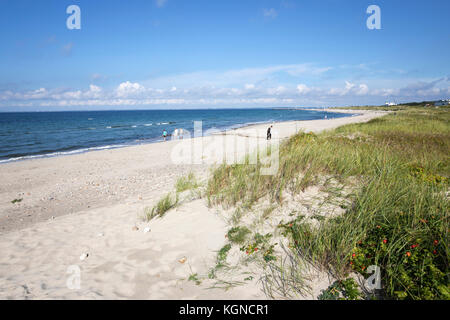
[434,99,450,106]
[385,102,397,106]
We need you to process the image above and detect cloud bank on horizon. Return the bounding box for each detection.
[1,65,449,109]
[0,0,449,110]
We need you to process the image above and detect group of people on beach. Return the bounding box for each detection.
[162,128,187,141]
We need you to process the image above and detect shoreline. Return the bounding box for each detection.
[0,109,387,234]
[0,109,354,165]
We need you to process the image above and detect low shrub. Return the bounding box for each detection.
[227,226,251,244]
[318,278,362,300]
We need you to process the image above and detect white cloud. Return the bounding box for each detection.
[267,86,286,95]
[30,88,47,98]
[62,90,82,99]
[89,84,101,93]
[116,81,145,97]
[327,81,369,96]
[297,84,311,94]
[357,84,369,95]
[1,69,448,109]
[343,81,355,95]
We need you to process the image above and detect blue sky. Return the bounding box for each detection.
[0,0,449,111]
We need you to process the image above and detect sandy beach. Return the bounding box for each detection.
[0,109,387,299]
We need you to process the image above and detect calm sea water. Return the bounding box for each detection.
[0,108,351,163]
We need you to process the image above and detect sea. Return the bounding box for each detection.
[0,108,352,163]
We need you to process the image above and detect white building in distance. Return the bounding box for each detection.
[434,99,450,106]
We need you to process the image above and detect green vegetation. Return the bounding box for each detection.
[336,104,442,111]
[11,198,23,204]
[188,273,202,285]
[145,193,178,220]
[240,233,277,263]
[175,172,200,193]
[217,244,232,266]
[227,226,251,244]
[144,173,201,221]
[208,244,232,280]
[318,278,362,300]
[262,205,277,220]
[206,105,450,299]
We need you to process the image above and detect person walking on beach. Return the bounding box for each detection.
[267,125,272,140]
[162,129,168,141]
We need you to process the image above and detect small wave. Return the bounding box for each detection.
[132,125,137,128]
[0,144,130,164]
[106,125,129,129]
[144,123,152,126]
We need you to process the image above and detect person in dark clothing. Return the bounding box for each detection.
[267,125,272,140]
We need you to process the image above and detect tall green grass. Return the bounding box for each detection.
[175,172,199,193]
[144,173,201,221]
[145,193,178,220]
[206,106,449,299]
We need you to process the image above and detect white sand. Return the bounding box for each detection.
[0,109,387,299]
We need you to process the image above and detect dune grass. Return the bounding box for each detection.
[144,173,201,221]
[206,106,449,299]
[145,193,179,220]
[175,172,199,193]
